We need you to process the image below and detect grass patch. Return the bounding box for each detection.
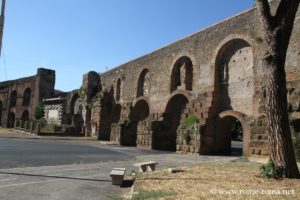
[134,161,300,200]
[132,189,175,200]
[104,193,124,200]
[0,128,13,133]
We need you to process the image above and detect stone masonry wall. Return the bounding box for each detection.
[84,1,300,157]
[0,68,55,128]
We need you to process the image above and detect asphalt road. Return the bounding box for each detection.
[0,137,158,169]
[0,136,239,200]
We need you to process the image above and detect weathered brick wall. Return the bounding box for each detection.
[287,81,300,161]
[84,1,300,157]
[98,7,261,115]
[97,3,300,115]
[0,68,55,128]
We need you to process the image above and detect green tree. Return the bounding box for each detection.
[34,102,45,120]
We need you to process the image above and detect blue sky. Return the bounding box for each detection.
[0,0,253,91]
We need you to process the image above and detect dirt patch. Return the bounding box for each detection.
[0,128,14,133]
[133,160,300,200]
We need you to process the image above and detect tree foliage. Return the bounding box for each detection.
[34,102,45,120]
[184,114,199,127]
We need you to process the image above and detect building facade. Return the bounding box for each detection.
[0,68,55,128]
[80,1,300,157]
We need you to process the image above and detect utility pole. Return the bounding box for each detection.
[0,0,5,58]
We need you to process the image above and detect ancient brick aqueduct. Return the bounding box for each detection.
[0,1,299,157]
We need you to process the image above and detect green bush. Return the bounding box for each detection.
[78,85,87,97]
[184,114,199,127]
[34,102,45,120]
[259,159,285,179]
[183,132,192,145]
[40,123,56,133]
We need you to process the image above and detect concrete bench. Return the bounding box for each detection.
[110,168,126,185]
[134,161,158,172]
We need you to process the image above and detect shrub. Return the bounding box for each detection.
[259,159,285,179]
[183,132,192,145]
[78,85,87,97]
[40,123,56,133]
[184,114,199,127]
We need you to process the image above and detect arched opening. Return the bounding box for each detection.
[153,94,189,151]
[215,111,250,156]
[111,104,122,124]
[215,39,254,115]
[98,89,115,140]
[10,91,17,107]
[7,112,15,128]
[137,69,150,97]
[69,96,83,133]
[121,100,149,146]
[216,116,243,155]
[21,110,30,122]
[170,56,193,93]
[70,94,79,115]
[116,78,121,101]
[22,88,32,106]
[87,71,101,98]
[0,101,3,126]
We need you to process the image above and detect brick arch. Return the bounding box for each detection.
[136,68,150,98]
[212,34,254,62]
[212,35,255,116]
[87,71,101,97]
[169,53,196,72]
[121,98,150,147]
[116,78,122,102]
[111,103,122,124]
[10,90,17,107]
[7,112,15,128]
[211,34,255,84]
[153,91,189,151]
[21,110,30,121]
[164,90,191,112]
[218,110,250,156]
[133,96,151,114]
[170,56,194,93]
[70,93,79,115]
[22,88,32,106]
[131,99,150,121]
[98,89,116,140]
